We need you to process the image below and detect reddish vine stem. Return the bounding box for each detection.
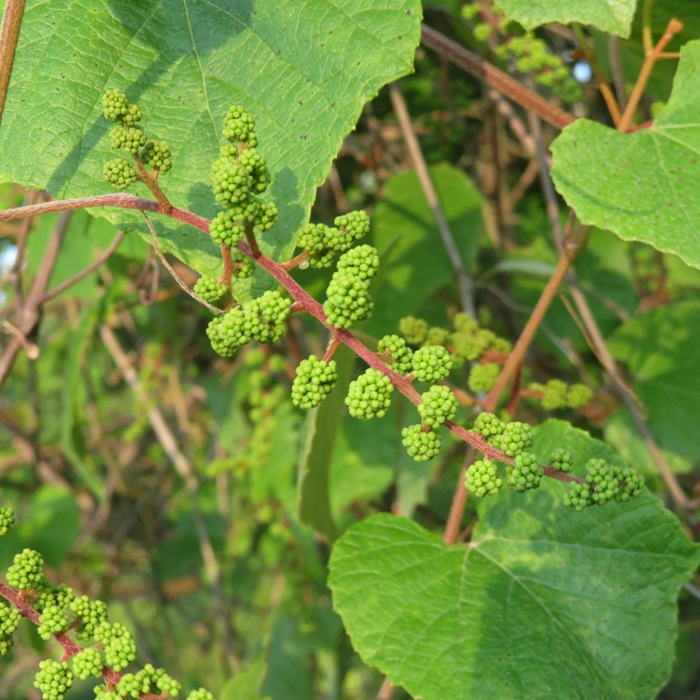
[420,24,575,131]
[0,582,162,700]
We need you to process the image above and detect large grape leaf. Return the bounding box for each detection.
[550,39,700,269]
[498,0,637,37]
[329,420,699,700]
[607,300,700,462]
[0,0,421,274]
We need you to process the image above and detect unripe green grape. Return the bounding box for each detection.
[468,363,500,393]
[474,22,492,41]
[563,481,593,511]
[411,345,452,383]
[493,421,533,457]
[336,244,379,278]
[72,647,104,680]
[584,458,621,505]
[239,148,271,193]
[399,316,428,345]
[377,334,413,375]
[473,411,504,439]
[491,337,512,354]
[550,448,573,473]
[453,312,478,334]
[207,308,248,357]
[247,290,292,343]
[34,659,74,700]
[465,460,503,497]
[615,466,645,502]
[193,276,228,306]
[103,158,138,189]
[109,124,147,153]
[7,548,48,591]
[345,368,393,419]
[417,385,458,428]
[424,326,449,346]
[541,379,568,410]
[292,356,338,408]
[38,604,71,640]
[93,686,120,700]
[506,453,543,492]
[0,505,14,536]
[401,424,441,461]
[210,210,245,247]
[222,105,258,146]
[210,156,254,207]
[70,595,108,641]
[461,4,479,20]
[142,140,173,172]
[102,88,131,122]
[0,599,21,637]
[255,201,278,233]
[335,210,370,242]
[567,383,593,409]
[187,690,215,700]
[95,621,137,671]
[231,248,255,278]
[324,261,374,330]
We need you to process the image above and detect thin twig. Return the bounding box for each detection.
[141,212,223,314]
[389,83,475,316]
[0,211,71,393]
[0,0,26,129]
[420,24,575,131]
[618,19,683,132]
[39,230,126,303]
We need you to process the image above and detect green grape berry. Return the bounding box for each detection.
[34,659,74,700]
[417,385,458,428]
[335,210,370,242]
[465,459,503,496]
[207,307,249,357]
[222,105,258,146]
[193,276,228,306]
[239,148,271,193]
[401,424,441,461]
[474,22,492,41]
[210,156,254,208]
[103,158,137,189]
[38,604,71,640]
[550,448,573,473]
[541,379,568,410]
[70,595,108,641]
[231,248,255,278]
[468,363,500,393]
[72,648,104,680]
[377,334,413,375]
[473,411,504,439]
[102,88,141,124]
[6,548,48,591]
[506,453,543,492]
[95,621,137,671]
[187,690,215,700]
[563,481,593,511]
[292,356,338,408]
[254,200,278,233]
[453,312,478,334]
[585,459,620,505]
[209,210,245,247]
[411,345,452,383]
[109,124,146,153]
[399,316,428,345]
[424,326,449,346]
[567,383,593,409]
[345,368,394,419]
[0,506,14,536]
[0,599,21,638]
[494,421,533,457]
[247,290,292,344]
[142,140,173,173]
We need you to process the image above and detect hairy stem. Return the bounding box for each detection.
[0,0,26,129]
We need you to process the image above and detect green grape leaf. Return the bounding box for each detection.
[607,300,700,461]
[368,163,481,333]
[329,420,699,700]
[498,0,637,37]
[551,40,700,269]
[297,345,355,542]
[0,0,422,275]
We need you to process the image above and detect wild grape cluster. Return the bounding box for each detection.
[102,88,172,189]
[528,378,593,411]
[0,506,215,700]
